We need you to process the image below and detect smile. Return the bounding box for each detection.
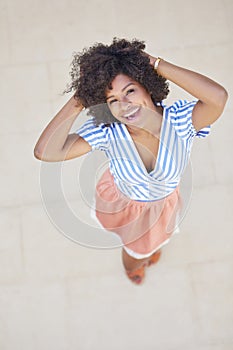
[122,106,141,119]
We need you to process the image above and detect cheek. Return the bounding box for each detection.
[131,91,149,105]
[108,103,120,118]
[142,93,154,107]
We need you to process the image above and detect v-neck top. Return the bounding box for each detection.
[75,99,210,201]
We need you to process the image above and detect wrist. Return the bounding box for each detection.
[72,95,84,110]
[153,57,163,72]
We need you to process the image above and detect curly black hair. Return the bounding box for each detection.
[64,38,169,124]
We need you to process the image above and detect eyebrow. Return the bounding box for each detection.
[106,82,135,100]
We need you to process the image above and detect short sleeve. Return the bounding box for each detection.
[169,99,211,140]
[75,117,110,151]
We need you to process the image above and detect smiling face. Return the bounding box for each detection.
[105,74,157,127]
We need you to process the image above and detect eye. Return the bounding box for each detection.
[109,99,117,105]
[126,88,135,95]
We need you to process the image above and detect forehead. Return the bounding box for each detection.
[106,74,137,96]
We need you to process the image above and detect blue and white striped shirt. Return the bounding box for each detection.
[75,100,210,201]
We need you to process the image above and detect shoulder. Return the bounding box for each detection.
[76,117,110,134]
[75,117,112,151]
[164,99,210,139]
[165,99,196,114]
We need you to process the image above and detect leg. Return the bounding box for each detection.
[122,248,162,285]
[122,248,148,285]
[122,248,148,271]
[122,248,161,270]
[147,250,161,266]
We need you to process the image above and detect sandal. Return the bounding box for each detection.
[147,250,161,267]
[125,264,146,285]
[125,251,161,285]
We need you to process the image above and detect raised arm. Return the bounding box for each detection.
[34,96,91,162]
[148,56,228,131]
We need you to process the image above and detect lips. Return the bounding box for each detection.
[122,106,140,120]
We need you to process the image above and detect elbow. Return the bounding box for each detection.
[33,139,57,161]
[211,86,228,118]
[34,147,44,161]
[218,86,228,111]
[214,87,228,122]
[33,146,63,162]
[223,87,228,105]
[33,145,50,161]
[34,138,45,160]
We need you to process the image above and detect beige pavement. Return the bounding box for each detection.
[0,0,232,349]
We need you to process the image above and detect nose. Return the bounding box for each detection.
[108,97,133,119]
[119,98,132,111]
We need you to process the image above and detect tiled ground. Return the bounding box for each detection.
[1,0,232,349]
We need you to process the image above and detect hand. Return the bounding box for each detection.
[144,52,157,66]
[73,93,85,109]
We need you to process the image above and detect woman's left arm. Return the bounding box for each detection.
[149,56,228,131]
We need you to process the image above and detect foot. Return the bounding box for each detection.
[125,264,146,285]
[147,250,161,267]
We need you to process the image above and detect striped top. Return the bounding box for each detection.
[75,100,210,201]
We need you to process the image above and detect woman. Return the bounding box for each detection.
[34,38,228,285]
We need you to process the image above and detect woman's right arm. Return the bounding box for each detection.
[34,95,92,162]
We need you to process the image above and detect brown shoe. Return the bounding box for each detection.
[125,264,146,285]
[147,250,161,267]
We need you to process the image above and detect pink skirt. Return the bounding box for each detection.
[95,169,181,258]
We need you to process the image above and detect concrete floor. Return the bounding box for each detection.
[0,0,233,349]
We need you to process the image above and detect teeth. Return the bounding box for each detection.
[123,107,140,118]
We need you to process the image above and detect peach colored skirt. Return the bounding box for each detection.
[95,169,181,258]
